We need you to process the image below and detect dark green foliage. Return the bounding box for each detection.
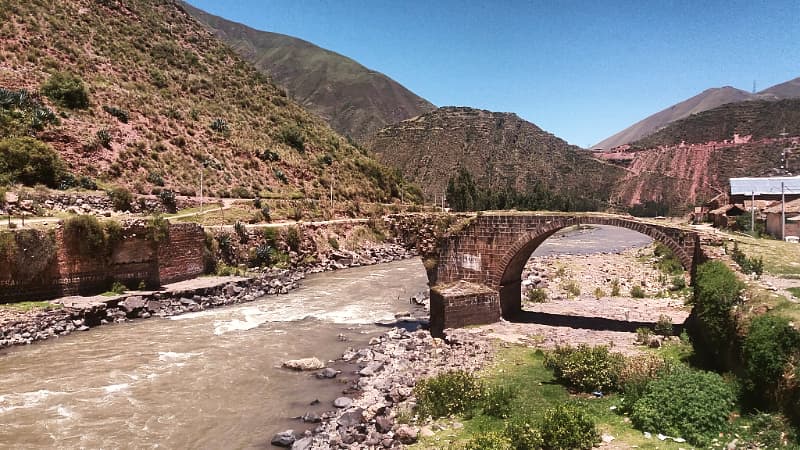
[158,189,176,212]
[41,72,89,109]
[671,275,686,290]
[230,186,251,198]
[628,199,671,217]
[63,215,106,256]
[102,105,129,123]
[445,167,604,212]
[0,229,57,284]
[108,186,133,211]
[543,345,625,392]
[262,227,277,246]
[481,384,515,419]
[688,260,744,368]
[95,128,112,148]
[654,314,674,336]
[233,220,248,243]
[414,370,484,419]
[110,281,126,294]
[631,368,735,446]
[504,414,544,450]
[630,285,646,298]
[250,243,272,267]
[279,125,305,152]
[257,149,280,162]
[146,170,165,186]
[735,214,765,236]
[455,432,512,450]
[283,226,301,252]
[653,243,683,275]
[737,413,798,449]
[0,137,66,187]
[216,233,233,263]
[260,205,271,222]
[742,315,800,409]
[0,88,58,136]
[527,288,548,303]
[327,236,339,250]
[618,354,672,414]
[210,117,229,134]
[146,214,170,243]
[273,168,287,183]
[730,241,764,277]
[538,404,599,450]
[317,153,333,166]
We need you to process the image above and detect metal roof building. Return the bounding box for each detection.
[730,176,800,196]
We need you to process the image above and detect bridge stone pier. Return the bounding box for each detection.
[426,213,703,337]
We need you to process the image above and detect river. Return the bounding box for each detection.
[0,225,651,449]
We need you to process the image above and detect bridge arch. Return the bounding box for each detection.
[493,216,696,318]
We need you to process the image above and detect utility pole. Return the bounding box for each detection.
[751,191,755,233]
[782,181,786,240]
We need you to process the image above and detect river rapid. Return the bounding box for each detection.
[0,225,652,449]
[0,259,429,449]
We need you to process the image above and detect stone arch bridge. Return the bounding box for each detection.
[426,213,705,337]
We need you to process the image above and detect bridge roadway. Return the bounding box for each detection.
[425,212,705,337]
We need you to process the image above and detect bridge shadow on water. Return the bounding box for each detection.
[510,310,686,335]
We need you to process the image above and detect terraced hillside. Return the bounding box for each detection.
[0,0,409,202]
[368,107,625,209]
[182,1,435,143]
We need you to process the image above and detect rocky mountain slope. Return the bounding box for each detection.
[367,107,625,208]
[181,1,435,143]
[0,0,408,202]
[594,76,800,150]
[606,99,800,211]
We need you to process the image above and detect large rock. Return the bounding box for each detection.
[282,357,325,371]
[270,430,295,447]
[333,397,353,408]
[337,408,364,428]
[395,425,418,444]
[290,437,312,450]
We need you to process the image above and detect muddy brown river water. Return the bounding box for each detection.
[0,225,652,449]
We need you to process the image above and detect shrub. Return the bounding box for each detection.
[618,353,670,413]
[538,404,599,450]
[0,229,57,284]
[742,314,800,408]
[273,168,287,183]
[41,72,89,109]
[261,206,271,222]
[504,414,544,450]
[210,117,229,133]
[455,431,511,450]
[158,189,176,212]
[327,236,339,250]
[146,214,170,243]
[630,368,735,446]
[481,384,515,419]
[610,278,620,296]
[279,125,305,152]
[95,129,112,148]
[0,137,66,187]
[102,105,129,123]
[671,275,686,291]
[630,285,646,298]
[730,241,764,278]
[257,149,280,162]
[108,186,133,211]
[250,243,272,267]
[284,226,301,252]
[654,314,674,336]
[64,215,106,256]
[234,220,248,244]
[147,170,165,186]
[110,281,126,294]
[654,243,684,275]
[635,327,654,344]
[561,280,581,298]
[262,227,278,245]
[414,370,483,419]
[688,260,744,368]
[543,344,624,392]
[527,288,548,303]
[593,287,605,300]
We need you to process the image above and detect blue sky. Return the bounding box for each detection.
[186,0,800,147]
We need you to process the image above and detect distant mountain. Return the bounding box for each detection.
[760,76,800,100]
[368,107,624,207]
[181,2,435,142]
[593,86,754,149]
[593,76,800,149]
[0,0,408,202]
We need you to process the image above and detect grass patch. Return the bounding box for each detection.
[0,301,63,312]
[787,287,800,298]
[725,232,800,277]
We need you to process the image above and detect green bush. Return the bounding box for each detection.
[108,186,133,211]
[250,243,273,267]
[543,344,624,392]
[64,215,106,256]
[610,278,620,296]
[284,226,301,252]
[327,236,339,250]
[146,214,170,243]
[654,243,684,275]
[538,404,599,450]
[630,284,646,298]
[279,125,305,152]
[618,353,670,413]
[454,431,512,450]
[0,137,66,187]
[561,280,581,298]
[110,281,126,294]
[670,275,686,291]
[737,413,798,448]
[210,117,229,133]
[414,370,484,419]
[102,105,129,123]
[504,414,544,450]
[95,129,112,148]
[730,241,764,278]
[41,72,89,109]
[481,384,515,419]
[688,260,744,368]
[527,288,548,303]
[654,314,674,336]
[234,220,248,243]
[158,189,176,212]
[635,327,654,344]
[630,368,735,446]
[742,314,800,408]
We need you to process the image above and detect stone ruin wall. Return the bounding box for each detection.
[0,222,205,303]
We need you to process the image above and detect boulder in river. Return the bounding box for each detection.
[333,397,353,408]
[282,357,325,371]
[270,430,295,447]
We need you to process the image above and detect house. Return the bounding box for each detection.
[764,198,800,239]
[729,176,800,204]
[709,204,746,229]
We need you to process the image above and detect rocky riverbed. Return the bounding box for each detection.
[0,243,416,350]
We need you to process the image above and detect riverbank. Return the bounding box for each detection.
[0,243,416,350]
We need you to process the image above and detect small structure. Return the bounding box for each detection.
[708,204,746,229]
[730,176,800,203]
[764,198,800,239]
